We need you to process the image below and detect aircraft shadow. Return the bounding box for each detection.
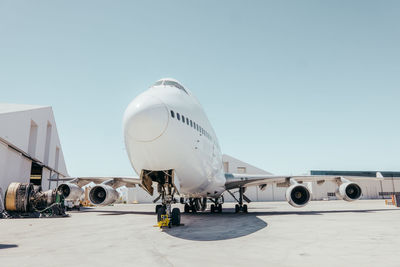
[241,208,397,216]
[76,207,397,241]
[166,208,396,241]
[167,213,268,241]
[0,244,18,249]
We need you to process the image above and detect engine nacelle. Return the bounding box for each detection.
[336,182,362,202]
[286,184,311,208]
[89,185,119,206]
[57,183,84,200]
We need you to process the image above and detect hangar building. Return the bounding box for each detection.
[0,103,69,198]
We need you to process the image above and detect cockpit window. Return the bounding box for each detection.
[152,81,163,86]
[163,80,188,94]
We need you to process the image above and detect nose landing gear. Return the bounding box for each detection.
[142,169,181,228]
[156,187,181,228]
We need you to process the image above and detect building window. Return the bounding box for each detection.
[170,110,175,118]
[223,162,229,172]
[237,167,246,174]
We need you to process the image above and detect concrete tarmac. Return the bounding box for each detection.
[1,200,400,267]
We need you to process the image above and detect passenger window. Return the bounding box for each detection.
[177,113,180,120]
[190,120,192,127]
[186,119,189,125]
[182,116,185,123]
[170,110,175,118]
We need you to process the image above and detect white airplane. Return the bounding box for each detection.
[53,78,385,227]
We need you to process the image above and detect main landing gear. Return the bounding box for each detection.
[183,197,206,213]
[209,196,224,213]
[182,197,223,213]
[228,187,250,213]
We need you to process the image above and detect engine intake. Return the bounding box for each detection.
[89,185,119,206]
[336,183,362,201]
[57,183,83,201]
[286,184,311,208]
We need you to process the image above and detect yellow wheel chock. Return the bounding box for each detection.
[155,214,171,228]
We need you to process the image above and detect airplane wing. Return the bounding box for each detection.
[49,176,141,189]
[224,172,385,190]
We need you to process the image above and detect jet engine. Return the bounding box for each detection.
[89,185,119,206]
[286,184,311,208]
[57,183,84,201]
[336,182,362,202]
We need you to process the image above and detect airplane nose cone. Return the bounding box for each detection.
[124,94,169,142]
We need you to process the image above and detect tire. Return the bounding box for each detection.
[184,203,190,213]
[210,204,215,213]
[235,204,240,213]
[171,208,181,226]
[157,206,166,222]
[243,204,248,213]
[201,197,207,211]
[218,204,222,213]
[191,206,197,213]
[155,204,162,214]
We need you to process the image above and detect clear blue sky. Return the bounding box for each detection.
[1,1,399,176]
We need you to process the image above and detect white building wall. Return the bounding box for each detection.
[0,104,69,196]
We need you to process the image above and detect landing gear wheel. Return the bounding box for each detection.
[171,208,181,226]
[157,206,166,223]
[155,204,163,214]
[210,204,215,213]
[235,204,240,213]
[243,204,248,213]
[184,203,190,213]
[218,204,222,213]
[191,206,197,213]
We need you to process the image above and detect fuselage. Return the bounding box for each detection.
[123,78,226,198]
